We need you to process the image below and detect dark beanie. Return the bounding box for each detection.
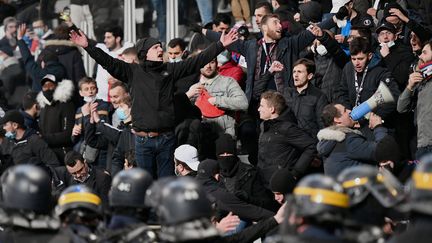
[299,1,322,24]
[0,110,25,127]
[197,159,219,178]
[375,135,400,163]
[135,37,161,61]
[383,2,407,20]
[215,133,237,156]
[269,169,297,194]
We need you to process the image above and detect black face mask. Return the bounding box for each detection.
[217,156,238,177]
[43,89,54,102]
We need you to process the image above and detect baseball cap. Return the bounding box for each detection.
[375,21,397,34]
[40,74,56,85]
[330,0,352,13]
[174,144,200,171]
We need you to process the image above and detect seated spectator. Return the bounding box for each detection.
[174,144,200,177]
[36,74,75,164]
[55,150,111,207]
[317,103,387,177]
[1,110,59,167]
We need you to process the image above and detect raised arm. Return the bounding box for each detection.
[170,29,239,80]
[70,30,132,83]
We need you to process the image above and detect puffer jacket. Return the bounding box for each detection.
[37,79,76,163]
[317,125,388,178]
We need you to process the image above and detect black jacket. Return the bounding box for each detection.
[258,110,317,185]
[37,80,76,163]
[196,174,275,222]
[378,42,415,91]
[72,99,112,144]
[335,61,401,122]
[111,122,135,176]
[55,165,111,207]
[9,128,59,167]
[20,110,39,131]
[283,85,328,138]
[220,162,279,212]
[84,41,225,132]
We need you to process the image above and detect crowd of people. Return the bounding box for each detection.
[1,0,432,242]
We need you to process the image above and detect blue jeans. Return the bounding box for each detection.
[195,0,213,25]
[135,132,175,178]
[151,0,166,42]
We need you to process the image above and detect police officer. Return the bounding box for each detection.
[337,165,406,242]
[388,157,432,243]
[56,185,104,242]
[148,177,225,243]
[101,168,158,242]
[267,174,350,243]
[0,164,73,242]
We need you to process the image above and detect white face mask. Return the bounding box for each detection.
[316,44,328,56]
[83,96,96,103]
[336,19,347,28]
[380,41,395,48]
[169,56,183,63]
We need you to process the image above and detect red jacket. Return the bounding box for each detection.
[219,61,245,89]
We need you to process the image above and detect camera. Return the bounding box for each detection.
[232,24,249,39]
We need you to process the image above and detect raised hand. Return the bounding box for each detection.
[389,8,409,23]
[269,61,284,73]
[70,30,88,48]
[17,24,27,40]
[220,28,239,47]
[309,24,323,37]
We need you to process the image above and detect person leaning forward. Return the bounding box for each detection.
[70,29,239,179]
